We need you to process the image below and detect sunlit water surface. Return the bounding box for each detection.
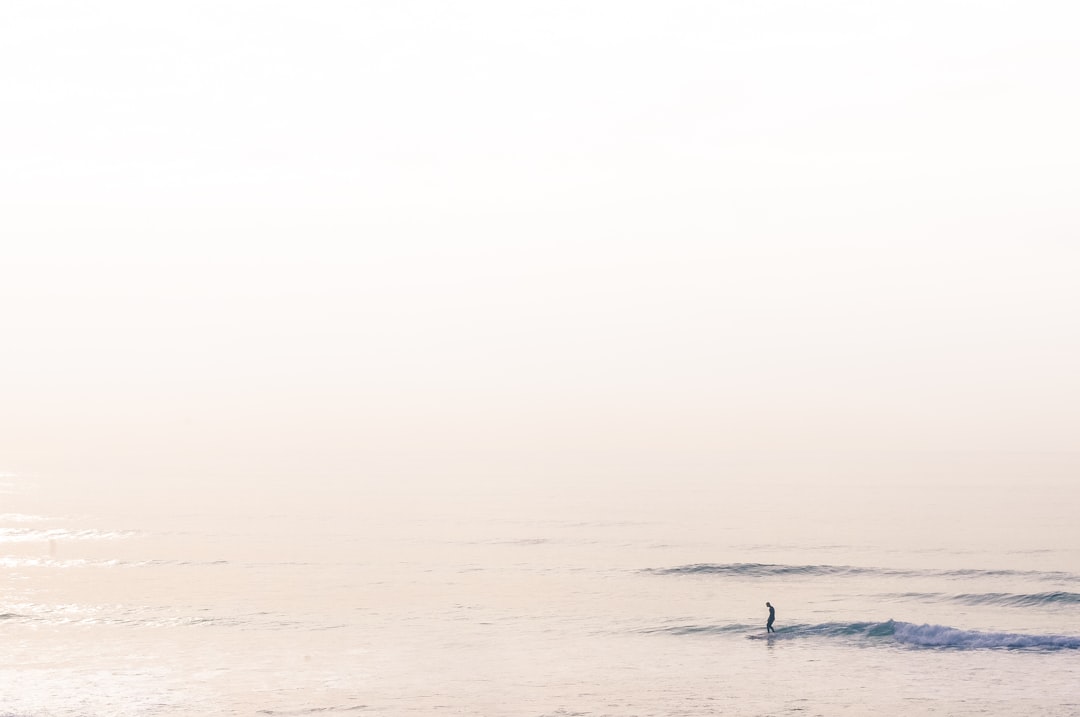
[2,461,1079,716]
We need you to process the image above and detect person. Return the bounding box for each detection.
[765,602,776,633]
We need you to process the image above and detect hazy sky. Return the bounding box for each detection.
[2,1,1078,492]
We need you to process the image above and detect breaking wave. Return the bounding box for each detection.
[652,620,1080,650]
[887,621,1080,649]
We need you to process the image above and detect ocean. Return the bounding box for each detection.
[2,456,1078,716]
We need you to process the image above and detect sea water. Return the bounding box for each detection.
[2,456,1079,716]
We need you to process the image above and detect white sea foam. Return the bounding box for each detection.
[732,620,1080,650]
[890,622,1080,650]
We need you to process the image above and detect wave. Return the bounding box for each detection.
[0,558,99,568]
[652,619,1080,650]
[0,527,137,543]
[0,603,342,632]
[257,706,368,715]
[935,568,1078,580]
[888,622,1080,649]
[650,563,876,577]
[954,591,1080,607]
[888,591,1080,608]
[0,557,193,569]
[0,513,51,523]
[640,622,758,636]
[648,563,1080,582]
[0,557,233,569]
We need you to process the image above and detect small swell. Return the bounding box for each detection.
[647,563,873,577]
[641,623,757,636]
[0,527,138,543]
[647,563,1080,582]
[257,706,368,715]
[935,568,1079,581]
[0,513,51,523]
[890,591,1080,608]
[963,591,1080,607]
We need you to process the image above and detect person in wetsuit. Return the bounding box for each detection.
[765,602,776,633]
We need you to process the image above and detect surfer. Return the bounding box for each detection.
[765,602,775,633]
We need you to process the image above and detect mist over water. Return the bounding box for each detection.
[2,454,1079,716]
[3,1,1080,714]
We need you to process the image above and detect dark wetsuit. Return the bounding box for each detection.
[766,604,776,633]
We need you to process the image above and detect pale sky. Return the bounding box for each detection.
[1,1,1078,494]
